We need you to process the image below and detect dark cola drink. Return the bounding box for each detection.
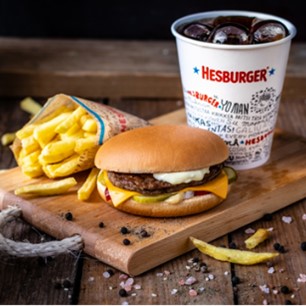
[180,15,289,45]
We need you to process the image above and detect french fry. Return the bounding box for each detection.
[15,124,36,140]
[190,237,278,265]
[22,162,44,178]
[20,97,42,116]
[82,118,97,133]
[245,228,270,249]
[21,135,40,155]
[33,112,71,147]
[55,106,87,133]
[64,122,81,136]
[44,154,80,178]
[22,150,41,165]
[77,167,99,201]
[14,177,77,196]
[1,133,16,146]
[74,136,97,153]
[37,105,73,124]
[60,129,84,141]
[39,139,75,164]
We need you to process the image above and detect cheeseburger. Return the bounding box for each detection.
[94,124,236,217]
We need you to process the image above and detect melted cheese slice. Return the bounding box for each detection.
[101,170,228,207]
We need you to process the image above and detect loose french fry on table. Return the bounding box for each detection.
[14,177,77,196]
[190,237,278,265]
[20,97,43,116]
[1,133,16,146]
[244,228,270,249]
[78,167,99,201]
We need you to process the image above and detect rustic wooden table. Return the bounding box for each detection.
[0,38,305,305]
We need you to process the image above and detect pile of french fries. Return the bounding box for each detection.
[15,104,98,179]
[11,100,100,201]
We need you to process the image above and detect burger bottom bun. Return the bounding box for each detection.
[97,181,229,217]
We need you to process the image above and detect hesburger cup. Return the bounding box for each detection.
[171,10,296,170]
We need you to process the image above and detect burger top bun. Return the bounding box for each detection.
[94,124,229,173]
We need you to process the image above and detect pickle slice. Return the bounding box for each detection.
[133,193,173,203]
[223,166,237,184]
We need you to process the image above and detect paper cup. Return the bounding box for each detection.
[171,10,296,170]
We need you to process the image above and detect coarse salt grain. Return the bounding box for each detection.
[224,271,230,276]
[208,274,214,280]
[282,216,293,224]
[302,214,306,221]
[156,272,163,277]
[125,278,134,286]
[189,289,198,297]
[121,301,128,305]
[259,284,270,294]
[103,271,112,279]
[267,267,275,274]
[151,293,157,297]
[185,276,197,285]
[199,287,205,293]
[134,284,141,290]
[178,279,185,286]
[171,288,178,295]
[88,276,95,282]
[119,274,129,280]
[297,273,306,283]
[263,299,268,305]
[272,289,278,294]
[164,270,171,276]
[267,227,274,232]
[245,228,255,234]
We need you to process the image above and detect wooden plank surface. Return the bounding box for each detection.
[0,38,305,99]
[1,108,306,277]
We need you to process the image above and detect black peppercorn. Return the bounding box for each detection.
[232,276,240,286]
[140,229,150,238]
[285,299,293,305]
[280,285,290,294]
[63,279,72,289]
[300,241,306,251]
[119,288,128,297]
[192,257,200,263]
[65,212,73,221]
[123,238,131,245]
[99,222,105,228]
[120,227,129,234]
[106,268,114,277]
[274,242,286,253]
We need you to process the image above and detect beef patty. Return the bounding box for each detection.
[107,164,223,195]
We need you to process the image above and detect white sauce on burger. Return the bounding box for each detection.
[153,168,210,185]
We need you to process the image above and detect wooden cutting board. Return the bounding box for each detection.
[1,108,306,276]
